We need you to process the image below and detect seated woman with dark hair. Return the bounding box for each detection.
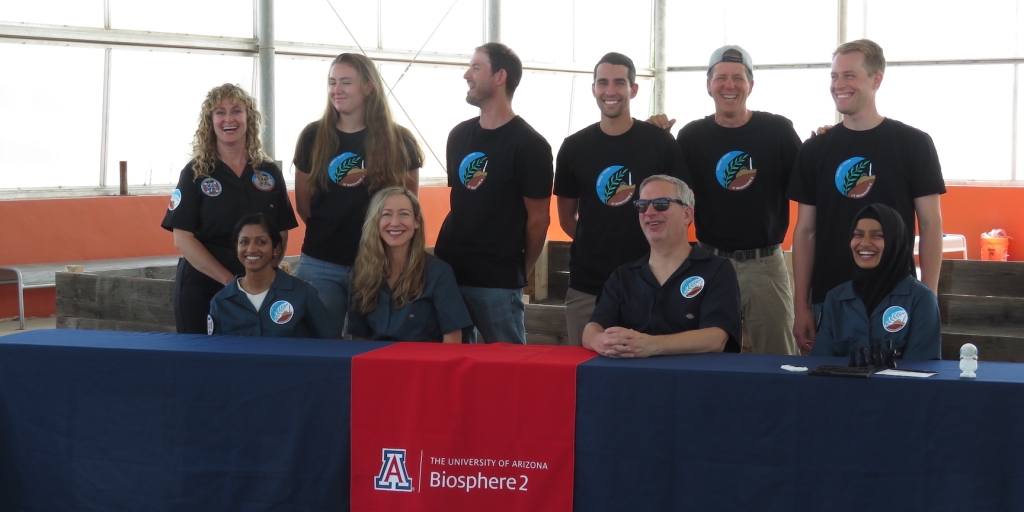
[810,203,941,360]
[208,213,340,339]
[346,187,471,342]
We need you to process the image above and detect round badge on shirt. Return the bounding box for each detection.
[715,151,756,191]
[882,306,908,332]
[328,152,366,187]
[680,276,705,299]
[269,300,294,324]
[458,151,488,190]
[595,165,635,206]
[207,314,214,335]
[200,178,223,197]
[168,189,182,210]
[252,170,276,192]
[834,156,875,199]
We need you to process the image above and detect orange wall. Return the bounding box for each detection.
[2,184,1022,319]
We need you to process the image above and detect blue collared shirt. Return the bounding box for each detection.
[348,257,472,342]
[208,269,341,339]
[811,275,941,360]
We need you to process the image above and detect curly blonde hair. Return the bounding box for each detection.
[190,83,269,180]
[350,187,428,315]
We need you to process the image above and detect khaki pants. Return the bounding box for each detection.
[564,287,597,347]
[730,250,799,355]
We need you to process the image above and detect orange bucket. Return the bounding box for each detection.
[980,237,1010,261]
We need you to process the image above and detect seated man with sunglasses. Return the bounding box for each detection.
[582,175,742,357]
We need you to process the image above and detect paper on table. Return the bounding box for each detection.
[876,369,937,378]
[781,365,808,372]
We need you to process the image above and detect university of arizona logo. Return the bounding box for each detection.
[458,152,488,190]
[835,157,875,199]
[252,170,276,192]
[328,152,365,187]
[269,300,294,324]
[595,165,635,206]
[168,189,181,210]
[680,276,705,299]
[206,315,214,335]
[374,448,414,491]
[716,151,756,191]
[882,306,908,332]
[200,178,222,197]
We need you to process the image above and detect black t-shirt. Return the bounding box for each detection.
[787,119,946,303]
[589,246,742,353]
[292,122,421,266]
[554,120,691,295]
[676,111,801,252]
[161,159,298,275]
[435,116,553,288]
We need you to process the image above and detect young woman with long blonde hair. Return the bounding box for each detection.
[292,53,424,328]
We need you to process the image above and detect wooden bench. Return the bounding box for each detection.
[1,256,181,330]
[938,259,1024,362]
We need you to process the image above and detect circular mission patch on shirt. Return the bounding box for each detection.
[168,189,181,210]
[269,300,294,324]
[834,156,875,199]
[595,165,635,206]
[200,178,223,197]
[252,170,276,192]
[680,276,705,299]
[458,151,488,190]
[882,306,908,332]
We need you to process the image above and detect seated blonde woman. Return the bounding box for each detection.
[346,187,471,342]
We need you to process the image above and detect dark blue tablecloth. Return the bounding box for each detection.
[0,330,387,512]
[574,353,1024,512]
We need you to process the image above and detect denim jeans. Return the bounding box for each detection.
[295,253,350,332]
[458,285,526,344]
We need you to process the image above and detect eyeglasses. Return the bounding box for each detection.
[633,197,686,213]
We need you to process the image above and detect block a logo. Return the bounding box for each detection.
[374,448,414,492]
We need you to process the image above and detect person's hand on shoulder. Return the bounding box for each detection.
[646,114,677,132]
[810,125,833,138]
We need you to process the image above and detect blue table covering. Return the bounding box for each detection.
[0,330,387,512]
[574,353,1024,512]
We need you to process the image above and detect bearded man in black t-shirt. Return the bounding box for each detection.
[435,43,554,344]
[648,46,800,355]
[787,39,945,352]
[554,52,690,346]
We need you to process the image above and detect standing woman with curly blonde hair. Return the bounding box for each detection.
[162,83,298,334]
[293,53,423,329]
[346,187,470,342]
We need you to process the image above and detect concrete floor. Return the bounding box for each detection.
[0,316,56,337]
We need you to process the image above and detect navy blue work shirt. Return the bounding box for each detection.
[589,246,742,353]
[208,269,341,339]
[348,257,472,342]
[811,275,941,360]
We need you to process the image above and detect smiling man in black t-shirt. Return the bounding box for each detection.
[554,52,690,346]
[787,39,945,352]
[649,45,800,355]
[434,43,553,344]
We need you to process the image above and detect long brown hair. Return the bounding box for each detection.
[190,84,268,180]
[350,187,428,315]
[307,54,423,194]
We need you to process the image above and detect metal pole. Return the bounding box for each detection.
[258,0,276,159]
[486,0,500,43]
[835,0,847,126]
[653,0,666,116]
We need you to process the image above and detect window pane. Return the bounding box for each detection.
[0,43,104,189]
[380,63,478,179]
[275,55,335,178]
[865,0,1017,61]
[511,71,574,160]
[275,0,377,48]
[667,0,836,66]
[0,0,103,28]
[105,49,254,187]
[109,0,253,38]
[501,0,573,64]
[746,68,836,141]
[877,64,1013,181]
[574,0,651,66]
[380,0,482,54]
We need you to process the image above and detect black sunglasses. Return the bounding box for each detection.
[633,197,686,213]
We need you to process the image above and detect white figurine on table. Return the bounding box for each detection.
[959,343,978,379]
